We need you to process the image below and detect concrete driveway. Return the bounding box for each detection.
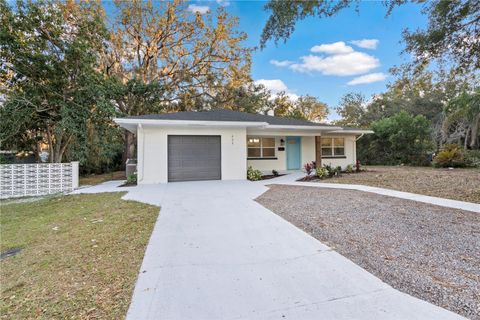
[107,175,465,320]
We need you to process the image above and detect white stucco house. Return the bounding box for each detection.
[114,109,372,184]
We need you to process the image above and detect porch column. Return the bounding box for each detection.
[315,136,322,168]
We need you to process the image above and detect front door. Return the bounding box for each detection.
[286,136,301,170]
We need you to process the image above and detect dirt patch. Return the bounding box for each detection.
[310,166,480,203]
[256,185,480,319]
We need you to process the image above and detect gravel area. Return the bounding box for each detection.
[256,185,480,319]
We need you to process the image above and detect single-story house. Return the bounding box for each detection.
[114,109,372,184]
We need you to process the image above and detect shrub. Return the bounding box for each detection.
[272,169,279,176]
[323,164,333,176]
[303,162,314,176]
[127,173,137,184]
[315,167,329,179]
[433,144,465,167]
[345,164,354,173]
[247,166,262,181]
[363,111,433,165]
[465,150,480,168]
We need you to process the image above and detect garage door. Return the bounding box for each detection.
[168,135,221,182]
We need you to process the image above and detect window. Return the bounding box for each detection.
[247,137,275,158]
[321,137,345,157]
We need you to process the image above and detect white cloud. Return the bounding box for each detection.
[347,72,386,85]
[216,0,230,6]
[254,79,299,101]
[350,39,379,49]
[310,41,353,54]
[270,59,294,67]
[188,4,210,14]
[254,79,288,92]
[290,52,380,76]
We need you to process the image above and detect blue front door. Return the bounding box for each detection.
[286,136,301,170]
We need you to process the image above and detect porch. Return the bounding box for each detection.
[246,134,357,174]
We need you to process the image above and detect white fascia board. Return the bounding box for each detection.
[263,125,343,130]
[113,118,267,128]
[325,129,374,134]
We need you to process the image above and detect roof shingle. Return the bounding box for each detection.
[126,109,337,127]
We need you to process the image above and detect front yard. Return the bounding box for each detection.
[79,171,126,186]
[257,185,480,320]
[0,193,158,319]
[321,165,480,203]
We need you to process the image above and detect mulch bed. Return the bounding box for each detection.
[256,185,480,319]
[261,174,286,180]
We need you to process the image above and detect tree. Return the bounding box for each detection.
[103,0,252,160]
[270,91,295,118]
[261,0,480,70]
[443,89,480,149]
[365,112,433,165]
[209,82,272,113]
[295,95,329,122]
[334,93,368,128]
[0,0,113,163]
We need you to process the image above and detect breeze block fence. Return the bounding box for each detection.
[0,162,79,199]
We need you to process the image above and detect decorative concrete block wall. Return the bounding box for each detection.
[0,161,79,199]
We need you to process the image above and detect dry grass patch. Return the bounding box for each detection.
[80,171,126,186]
[325,166,480,203]
[0,192,158,319]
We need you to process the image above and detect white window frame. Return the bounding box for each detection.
[247,137,276,159]
[321,137,345,157]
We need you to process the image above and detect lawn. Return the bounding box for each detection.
[79,171,126,186]
[324,165,480,203]
[0,193,159,319]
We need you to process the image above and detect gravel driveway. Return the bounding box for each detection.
[256,185,480,320]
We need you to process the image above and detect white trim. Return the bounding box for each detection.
[114,118,372,135]
[326,129,374,134]
[114,118,268,127]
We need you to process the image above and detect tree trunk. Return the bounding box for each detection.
[122,131,136,168]
[469,113,480,149]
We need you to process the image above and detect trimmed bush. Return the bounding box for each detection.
[345,164,354,173]
[247,166,262,181]
[433,144,465,167]
[315,167,329,179]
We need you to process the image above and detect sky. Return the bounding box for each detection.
[185,0,428,121]
[101,0,428,121]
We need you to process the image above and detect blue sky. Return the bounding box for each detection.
[101,0,428,121]
[187,0,427,120]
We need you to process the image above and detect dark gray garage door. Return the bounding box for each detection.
[168,135,221,182]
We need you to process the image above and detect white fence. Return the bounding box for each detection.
[0,162,79,199]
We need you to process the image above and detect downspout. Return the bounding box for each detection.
[355,133,365,141]
[138,123,145,184]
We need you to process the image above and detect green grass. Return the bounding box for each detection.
[0,192,159,319]
[79,171,125,186]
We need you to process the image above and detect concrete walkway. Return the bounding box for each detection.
[264,171,480,213]
[73,175,471,319]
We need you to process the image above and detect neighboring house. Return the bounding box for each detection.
[114,109,372,184]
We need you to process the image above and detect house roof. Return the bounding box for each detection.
[115,109,373,134]
[126,109,337,127]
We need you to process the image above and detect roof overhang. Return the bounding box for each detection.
[113,118,373,135]
[113,118,268,133]
[324,129,374,134]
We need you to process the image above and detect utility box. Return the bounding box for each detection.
[126,158,137,178]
